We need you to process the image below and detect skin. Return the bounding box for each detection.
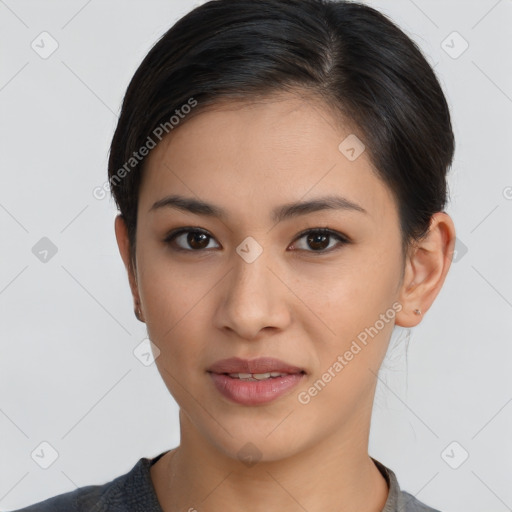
[115,91,456,512]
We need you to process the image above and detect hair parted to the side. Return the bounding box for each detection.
[107,0,454,269]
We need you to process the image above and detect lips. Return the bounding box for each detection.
[207,356,306,376]
[207,357,307,405]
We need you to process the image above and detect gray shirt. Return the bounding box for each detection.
[9,451,441,511]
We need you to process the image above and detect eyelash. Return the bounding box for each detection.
[163,227,351,254]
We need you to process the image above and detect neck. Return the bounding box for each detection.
[150,414,389,512]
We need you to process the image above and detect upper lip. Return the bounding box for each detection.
[207,357,306,375]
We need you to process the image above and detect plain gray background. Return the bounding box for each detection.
[1,1,511,510]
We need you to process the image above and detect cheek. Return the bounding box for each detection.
[140,277,203,351]
[313,247,401,318]
[139,268,209,406]
[305,248,402,367]
[299,278,399,419]
[135,248,205,360]
[136,236,208,319]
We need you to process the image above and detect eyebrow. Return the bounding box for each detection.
[149,194,367,223]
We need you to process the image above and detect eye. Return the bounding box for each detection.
[164,227,220,251]
[163,227,350,253]
[289,228,350,253]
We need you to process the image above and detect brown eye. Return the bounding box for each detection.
[164,227,349,254]
[164,228,220,251]
[291,228,349,253]
[186,231,210,249]
[306,232,330,251]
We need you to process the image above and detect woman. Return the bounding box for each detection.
[12,0,455,510]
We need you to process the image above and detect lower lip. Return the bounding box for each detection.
[209,372,305,405]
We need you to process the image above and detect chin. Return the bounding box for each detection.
[204,423,308,466]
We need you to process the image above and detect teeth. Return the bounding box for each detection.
[235,373,253,379]
[253,372,271,380]
[228,372,289,380]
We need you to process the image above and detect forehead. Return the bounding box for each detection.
[138,93,397,224]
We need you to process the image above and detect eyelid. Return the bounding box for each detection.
[163,226,220,251]
[292,227,351,245]
[289,227,351,253]
[163,226,351,253]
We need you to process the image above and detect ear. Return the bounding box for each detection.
[114,214,145,322]
[395,212,456,327]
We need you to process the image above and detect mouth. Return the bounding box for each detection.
[206,357,307,405]
[207,356,307,376]
[213,371,306,381]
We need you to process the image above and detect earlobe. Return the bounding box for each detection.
[395,212,456,328]
[114,215,145,323]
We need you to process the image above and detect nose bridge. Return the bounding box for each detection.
[214,242,290,338]
[232,248,270,299]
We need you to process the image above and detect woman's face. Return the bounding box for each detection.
[124,93,407,461]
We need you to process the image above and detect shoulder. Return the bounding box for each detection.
[6,452,167,512]
[6,482,112,512]
[371,457,443,512]
[397,490,442,512]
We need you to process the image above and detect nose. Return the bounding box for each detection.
[213,247,292,340]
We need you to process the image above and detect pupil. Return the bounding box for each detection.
[189,232,208,249]
[308,233,328,250]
